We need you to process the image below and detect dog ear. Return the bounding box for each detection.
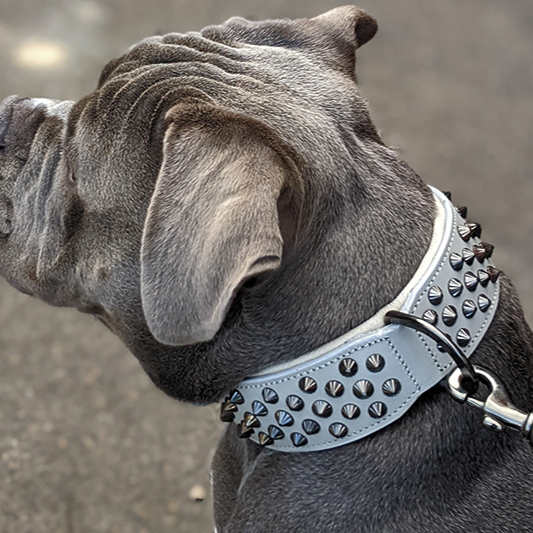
[140,105,290,346]
[312,6,378,49]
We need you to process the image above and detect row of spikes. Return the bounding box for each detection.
[444,191,501,281]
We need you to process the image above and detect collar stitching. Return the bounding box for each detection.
[416,332,453,372]
[239,337,389,390]
[412,210,457,312]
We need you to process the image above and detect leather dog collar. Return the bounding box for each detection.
[220,187,500,452]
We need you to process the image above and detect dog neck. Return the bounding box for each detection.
[220,187,500,452]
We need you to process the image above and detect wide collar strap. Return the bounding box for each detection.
[222,188,500,452]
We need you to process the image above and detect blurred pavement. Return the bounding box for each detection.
[0,0,532,532]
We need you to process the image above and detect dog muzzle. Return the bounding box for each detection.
[220,187,501,452]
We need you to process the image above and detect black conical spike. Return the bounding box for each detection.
[443,191,452,201]
[462,299,477,319]
[442,306,458,327]
[286,395,304,411]
[220,410,236,423]
[220,399,238,422]
[252,401,268,417]
[487,266,501,283]
[262,388,279,404]
[366,353,385,372]
[237,422,254,439]
[312,400,333,418]
[478,294,491,312]
[428,286,444,305]
[473,245,486,262]
[302,419,321,435]
[456,328,471,347]
[457,206,468,218]
[467,222,482,239]
[458,225,472,242]
[382,379,401,397]
[464,271,479,292]
[480,242,494,259]
[353,379,374,399]
[298,376,317,394]
[339,358,358,377]
[341,404,360,420]
[448,278,463,298]
[477,269,490,288]
[242,412,261,429]
[257,432,274,446]
[329,423,348,439]
[275,410,294,427]
[325,380,344,398]
[422,309,438,326]
[268,425,284,440]
[229,390,244,405]
[462,248,475,266]
[290,432,308,447]
[450,252,464,271]
[368,402,387,419]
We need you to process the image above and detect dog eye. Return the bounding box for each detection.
[0,145,5,154]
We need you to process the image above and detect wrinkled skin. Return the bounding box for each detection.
[1,6,533,533]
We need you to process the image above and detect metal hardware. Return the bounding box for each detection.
[447,365,533,445]
[386,311,533,446]
[384,311,478,393]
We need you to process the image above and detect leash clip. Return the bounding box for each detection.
[447,365,533,445]
[385,310,533,445]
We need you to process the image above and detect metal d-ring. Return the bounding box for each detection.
[384,310,478,394]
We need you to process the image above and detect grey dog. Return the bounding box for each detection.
[1,5,533,532]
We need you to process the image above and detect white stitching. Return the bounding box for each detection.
[240,338,390,390]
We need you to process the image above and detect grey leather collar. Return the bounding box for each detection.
[220,187,500,452]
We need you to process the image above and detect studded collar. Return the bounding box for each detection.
[220,187,501,452]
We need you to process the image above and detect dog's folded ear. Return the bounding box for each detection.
[140,104,293,346]
[311,6,378,50]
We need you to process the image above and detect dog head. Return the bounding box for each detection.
[0,7,429,403]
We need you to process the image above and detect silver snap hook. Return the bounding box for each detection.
[447,364,533,445]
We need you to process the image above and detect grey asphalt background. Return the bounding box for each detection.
[0,1,532,532]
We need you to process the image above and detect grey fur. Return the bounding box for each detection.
[0,6,532,532]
